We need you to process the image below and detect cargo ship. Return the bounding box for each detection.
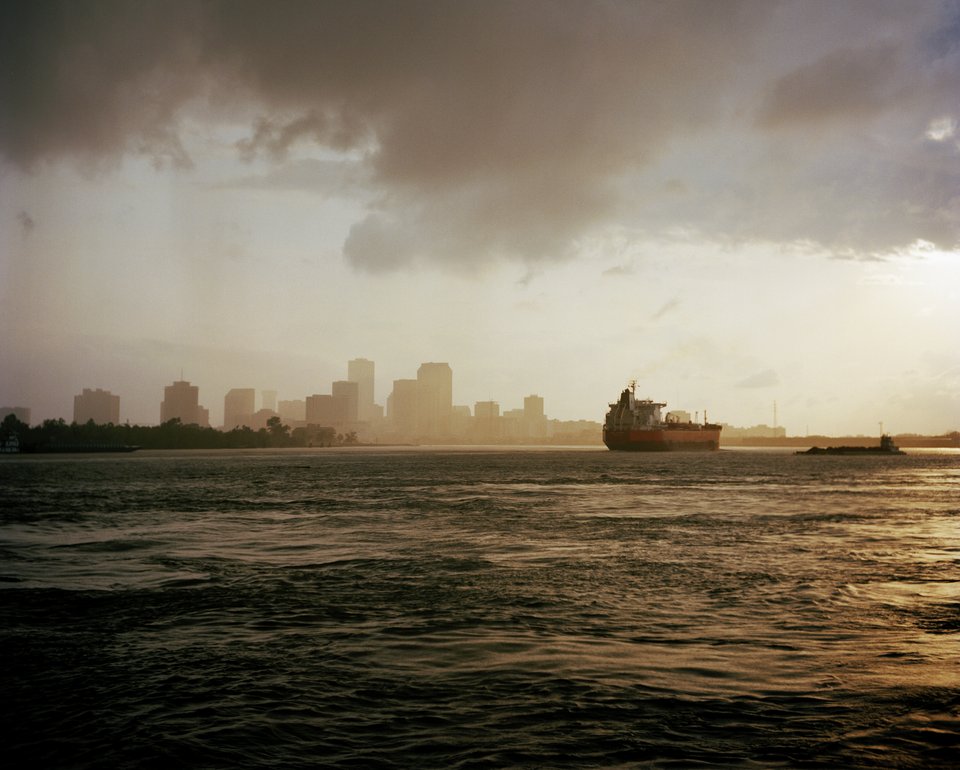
[603,382,721,451]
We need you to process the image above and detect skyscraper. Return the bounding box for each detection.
[347,358,375,422]
[261,390,277,412]
[332,380,359,423]
[388,379,418,437]
[524,394,547,439]
[160,380,207,426]
[73,388,120,425]
[416,362,453,439]
[0,407,30,425]
[306,394,348,426]
[278,399,306,422]
[474,400,501,441]
[223,388,256,430]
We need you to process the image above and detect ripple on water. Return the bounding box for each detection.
[1,449,958,767]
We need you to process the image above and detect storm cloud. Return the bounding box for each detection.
[2,0,958,269]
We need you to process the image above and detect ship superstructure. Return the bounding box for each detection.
[603,382,721,451]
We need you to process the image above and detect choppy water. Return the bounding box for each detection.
[1,447,958,768]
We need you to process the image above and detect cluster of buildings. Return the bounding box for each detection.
[2,358,601,445]
[204,359,596,444]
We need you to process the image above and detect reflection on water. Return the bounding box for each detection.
[1,448,958,767]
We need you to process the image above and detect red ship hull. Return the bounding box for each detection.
[603,426,721,451]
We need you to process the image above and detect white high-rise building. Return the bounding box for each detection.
[347,358,375,422]
[416,362,453,439]
[261,390,277,412]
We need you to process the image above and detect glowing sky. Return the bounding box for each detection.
[2,0,958,434]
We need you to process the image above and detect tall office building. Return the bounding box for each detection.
[523,394,544,420]
[278,399,306,422]
[306,393,349,426]
[416,362,452,438]
[160,380,207,426]
[332,380,359,423]
[223,388,256,430]
[0,406,31,425]
[261,390,277,412]
[388,379,418,437]
[73,388,120,425]
[524,394,547,439]
[451,404,472,438]
[347,358,375,422]
[474,400,501,440]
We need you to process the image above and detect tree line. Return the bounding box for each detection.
[0,414,359,451]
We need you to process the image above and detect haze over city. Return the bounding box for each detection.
[2,1,958,436]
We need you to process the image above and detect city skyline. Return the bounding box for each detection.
[4,358,574,432]
[1,2,958,437]
[5,360,956,441]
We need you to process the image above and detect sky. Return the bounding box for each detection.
[1,0,959,435]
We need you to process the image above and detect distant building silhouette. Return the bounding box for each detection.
[160,380,208,426]
[524,394,547,439]
[0,406,31,425]
[474,400,501,441]
[416,362,452,439]
[248,408,279,431]
[720,423,787,440]
[332,380,359,424]
[74,388,120,425]
[388,378,418,437]
[223,388,256,430]
[278,399,306,422]
[347,358,376,423]
[306,393,349,427]
[262,390,277,412]
[451,404,472,437]
[502,408,524,440]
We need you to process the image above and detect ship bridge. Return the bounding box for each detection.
[605,388,666,430]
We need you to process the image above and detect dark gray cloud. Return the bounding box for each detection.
[17,210,35,235]
[235,114,369,163]
[2,0,958,269]
[757,43,903,129]
[0,0,204,169]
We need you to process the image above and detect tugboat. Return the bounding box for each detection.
[798,435,905,455]
[603,382,721,451]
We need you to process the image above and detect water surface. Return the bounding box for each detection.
[2,448,958,767]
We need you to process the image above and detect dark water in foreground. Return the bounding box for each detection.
[1,447,958,768]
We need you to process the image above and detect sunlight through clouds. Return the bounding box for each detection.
[1,1,958,434]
